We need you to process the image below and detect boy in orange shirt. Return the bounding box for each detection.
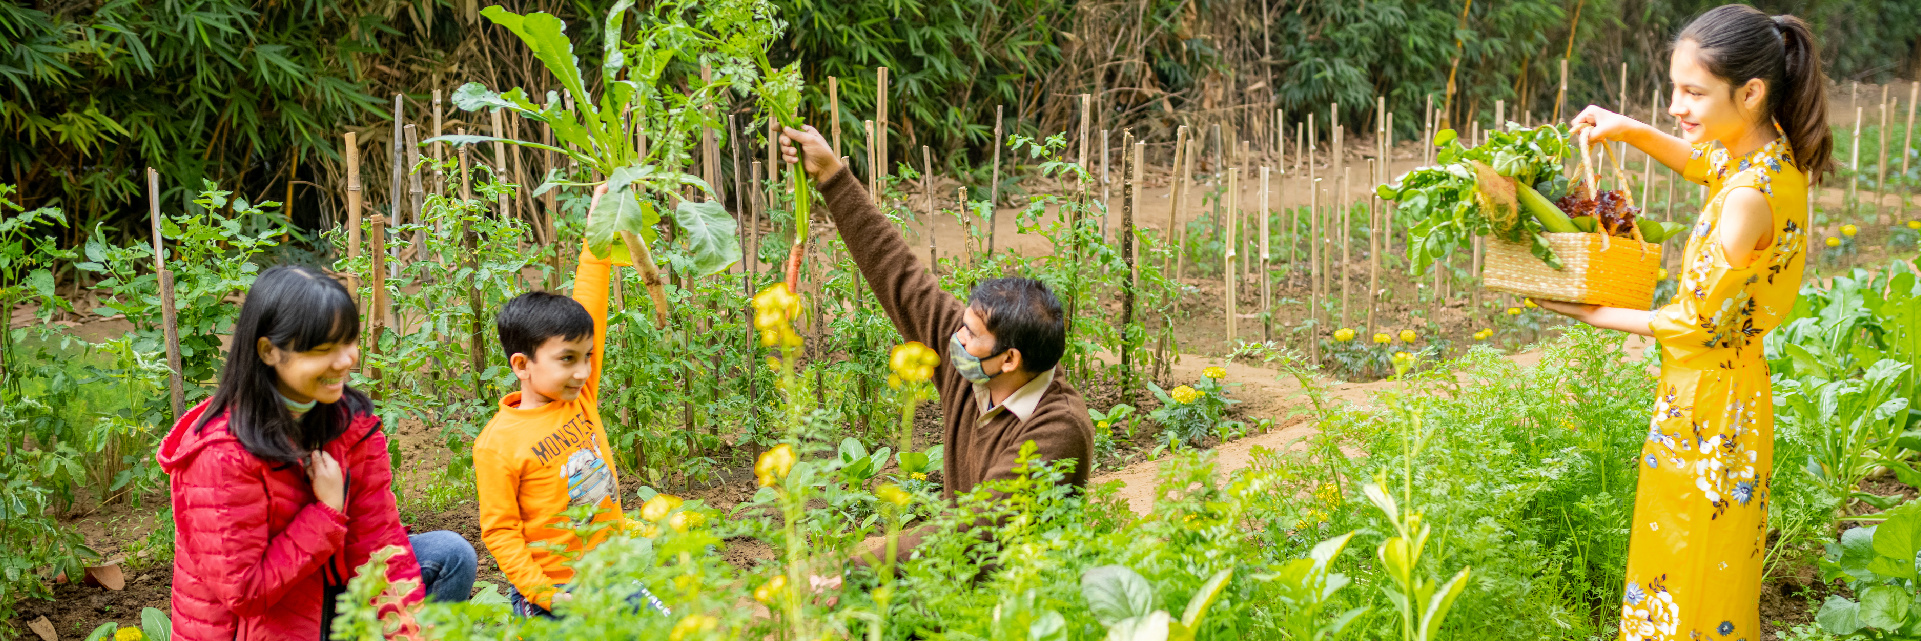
[474,187,657,617]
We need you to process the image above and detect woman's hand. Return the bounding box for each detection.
[1571,105,1693,174]
[1534,298,1657,338]
[779,125,844,182]
[308,450,345,512]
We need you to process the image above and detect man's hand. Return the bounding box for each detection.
[779,125,843,182]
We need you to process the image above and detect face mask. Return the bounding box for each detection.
[949,332,1007,385]
[276,388,318,415]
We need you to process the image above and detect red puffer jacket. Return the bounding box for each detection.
[159,399,424,640]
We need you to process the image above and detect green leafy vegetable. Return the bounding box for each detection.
[1382,124,1573,274]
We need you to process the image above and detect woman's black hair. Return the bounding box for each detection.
[1678,5,1833,182]
[192,264,370,464]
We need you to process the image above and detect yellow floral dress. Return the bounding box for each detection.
[1618,126,1806,641]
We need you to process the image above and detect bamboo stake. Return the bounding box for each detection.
[1160,125,1191,276]
[1851,106,1864,216]
[1340,166,1351,329]
[1554,58,1568,123]
[1904,81,1918,221]
[1100,129,1111,241]
[1619,62,1629,162]
[1308,179,1320,366]
[1366,159,1380,339]
[923,145,937,273]
[989,105,1003,257]
[829,76,841,158]
[1225,167,1239,344]
[1276,109,1286,170]
[1120,132,1138,401]
[865,119,878,205]
[1175,136,1196,280]
[877,67,889,189]
[1260,165,1271,340]
[369,208,387,386]
[491,108,510,221]
[432,89,445,197]
[345,131,363,304]
[1877,85,1890,220]
[406,125,426,257]
[388,95,405,270]
[1424,95,1435,165]
[148,169,185,420]
[1132,140,1144,277]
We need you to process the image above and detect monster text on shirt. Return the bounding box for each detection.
[531,414,594,467]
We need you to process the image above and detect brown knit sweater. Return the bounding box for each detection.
[817,165,1095,558]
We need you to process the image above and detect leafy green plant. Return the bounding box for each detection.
[1079,564,1233,641]
[1817,500,1921,637]
[1257,531,1369,640]
[1377,125,1573,273]
[1780,358,1914,510]
[1147,376,1239,448]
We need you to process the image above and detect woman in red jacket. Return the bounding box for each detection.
[159,265,475,639]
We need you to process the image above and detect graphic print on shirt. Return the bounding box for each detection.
[564,433,612,510]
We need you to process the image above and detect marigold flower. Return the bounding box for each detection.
[1203,366,1228,379]
[115,629,143,641]
[1825,236,1841,247]
[1371,333,1390,344]
[911,472,928,481]
[1332,328,1356,342]
[1505,307,1522,316]
[667,509,704,533]
[1907,220,1920,230]
[1392,352,1414,369]
[753,575,788,605]
[1656,268,1668,281]
[756,444,796,487]
[668,614,718,641]
[752,284,805,348]
[1473,329,1492,340]
[1170,385,1202,405]
[1523,298,1538,308]
[1399,329,1418,343]
[1841,224,1858,237]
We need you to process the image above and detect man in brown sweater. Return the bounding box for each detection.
[779,124,1095,561]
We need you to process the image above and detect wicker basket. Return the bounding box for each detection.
[1484,233,1663,309]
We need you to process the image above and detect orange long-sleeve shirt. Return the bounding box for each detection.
[474,245,630,610]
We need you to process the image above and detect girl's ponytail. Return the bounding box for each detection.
[1769,15,1832,182]
[1678,5,1834,182]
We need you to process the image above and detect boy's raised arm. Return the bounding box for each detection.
[574,186,632,396]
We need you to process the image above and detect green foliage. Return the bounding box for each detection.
[1817,501,1921,638]
[1379,124,1573,274]
[1146,376,1239,449]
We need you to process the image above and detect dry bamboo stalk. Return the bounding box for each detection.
[1309,179,1321,366]
[432,89,445,197]
[1132,140,1144,281]
[877,67,889,189]
[148,168,185,419]
[829,76,841,158]
[1851,106,1864,215]
[1100,129,1111,241]
[1877,85,1890,219]
[1339,166,1351,329]
[923,145,937,272]
[1365,159,1379,338]
[1225,167,1239,343]
[1904,81,1918,220]
[346,131,363,303]
[1554,58,1568,122]
[1163,125,1188,275]
[1424,94,1435,165]
[491,109,510,221]
[1119,132,1137,394]
[405,125,426,256]
[1260,165,1272,339]
[1618,62,1629,162]
[369,207,387,383]
[388,95,405,270]
[989,105,1003,256]
[1276,109,1286,169]
[1175,137,1196,280]
[865,119,878,205]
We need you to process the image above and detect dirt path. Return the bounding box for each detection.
[1093,337,1633,514]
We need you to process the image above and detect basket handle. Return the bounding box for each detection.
[1599,142,1650,251]
[1572,134,1611,251]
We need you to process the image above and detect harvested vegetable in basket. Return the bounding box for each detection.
[1376,124,1574,274]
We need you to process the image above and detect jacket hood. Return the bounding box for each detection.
[158,400,236,474]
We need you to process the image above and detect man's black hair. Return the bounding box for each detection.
[968,278,1066,374]
[497,291,594,361]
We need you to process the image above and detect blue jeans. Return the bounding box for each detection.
[509,582,671,618]
[410,530,477,602]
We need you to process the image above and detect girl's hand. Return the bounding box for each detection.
[308,450,346,512]
[779,125,844,181]
[1534,299,1598,322]
[1570,106,1649,146]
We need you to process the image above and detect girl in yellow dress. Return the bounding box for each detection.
[1537,5,1832,640]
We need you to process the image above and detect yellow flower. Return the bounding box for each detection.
[1314,482,1341,506]
[667,509,704,533]
[911,472,928,481]
[1170,385,1202,404]
[1372,333,1390,344]
[1473,329,1492,340]
[754,575,788,605]
[756,444,796,487]
[1523,298,1538,308]
[1826,236,1842,247]
[642,494,684,522]
[668,614,719,641]
[1399,329,1418,343]
[889,342,939,386]
[752,285,805,348]
[876,483,911,506]
[1841,224,1858,237]
[1656,267,1668,281]
[1907,220,1920,230]
[1505,307,1522,316]
[1203,366,1228,379]
[115,629,143,641]
[1332,328,1356,342]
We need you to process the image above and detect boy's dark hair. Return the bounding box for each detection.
[497,292,594,361]
[969,278,1066,374]
[195,264,369,464]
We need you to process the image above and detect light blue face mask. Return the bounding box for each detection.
[276,388,318,414]
[949,332,1008,385]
